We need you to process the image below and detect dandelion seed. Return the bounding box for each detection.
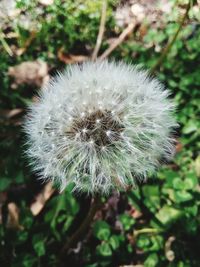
[89,139,94,144]
[82,128,88,134]
[106,130,111,137]
[24,60,177,195]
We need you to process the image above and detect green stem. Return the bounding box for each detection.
[59,195,102,259]
[134,228,163,237]
[150,1,190,75]
[0,30,13,56]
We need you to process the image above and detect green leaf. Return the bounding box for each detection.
[93,221,111,241]
[21,255,37,267]
[182,120,198,134]
[184,204,198,217]
[137,234,151,249]
[164,170,179,187]
[172,178,184,190]
[144,253,159,267]
[174,190,193,203]
[142,185,161,210]
[44,190,79,240]
[15,171,24,184]
[183,219,198,235]
[119,214,135,231]
[183,178,194,190]
[184,172,198,189]
[17,231,28,244]
[149,235,164,252]
[32,235,46,257]
[109,235,120,250]
[156,205,183,226]
[128,188,141,210]
[127,243,133,253]
[0,177,11,191]
[96,242,112,257]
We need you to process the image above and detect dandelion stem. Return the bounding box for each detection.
[59,195,102,259]
[150,1,190,75]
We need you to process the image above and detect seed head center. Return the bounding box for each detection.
[68,110,124,146]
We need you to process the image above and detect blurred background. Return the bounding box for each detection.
[0,0,200,266]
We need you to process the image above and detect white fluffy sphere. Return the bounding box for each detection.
[24,61,177,194]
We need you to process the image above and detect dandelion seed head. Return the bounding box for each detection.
[24,60,177,195]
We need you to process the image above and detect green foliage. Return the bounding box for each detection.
[119,214,135,231]
[144,253,159,267]
[93,221,111,241]
[0,0,200,266]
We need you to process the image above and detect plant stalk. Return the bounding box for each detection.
[150,1,190,75]
[92,0,107,60]
[59,195,102,259]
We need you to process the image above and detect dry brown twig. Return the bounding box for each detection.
[30,182,55,216]
[99,21,135,60]
[91,0,107,60]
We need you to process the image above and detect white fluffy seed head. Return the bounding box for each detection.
[24,60,177,195]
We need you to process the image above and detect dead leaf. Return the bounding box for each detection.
[58,48,88,64]
[7,202,24,230]
[160,1,173,14]
[0,108,23,119]
[39,0,54,5]
[8,60,49,88]
[30,182,55,216]
[5,32,19,39]
[165,236,176,262]
[115,5,133,27]
[175,140,183,153]
[131,4,145,22]
[129,206,142,219]
[0,0,18,19]
[127,233,135,246]
[138,24,147,39]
